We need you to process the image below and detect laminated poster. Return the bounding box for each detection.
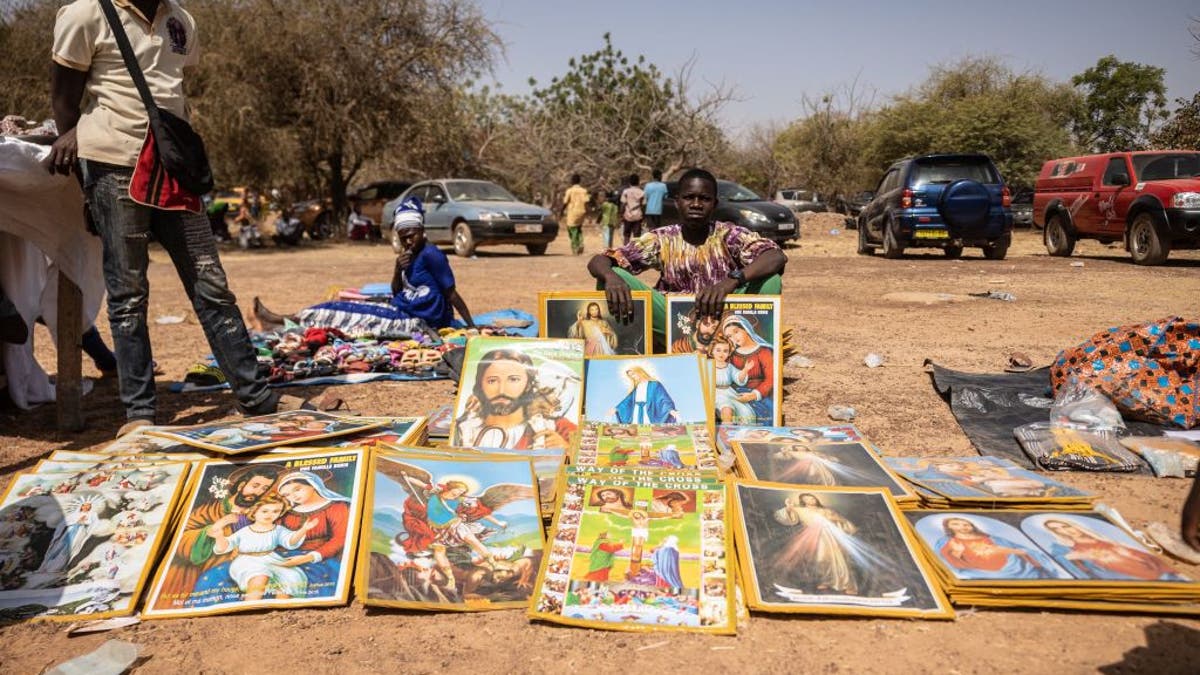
[0,462,190,620]
[142,449,365,618]
[665,295,782,426]
[359,452,544,611]
[449,337,585,451]
[539,291,652,356]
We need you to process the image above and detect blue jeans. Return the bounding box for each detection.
[82,161,274,420]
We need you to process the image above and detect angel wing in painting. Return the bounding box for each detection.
[382,459,534,592]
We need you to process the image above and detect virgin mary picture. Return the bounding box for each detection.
[719,315,776,426]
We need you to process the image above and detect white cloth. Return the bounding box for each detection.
[0,138,104,408]
[220,525,307,596]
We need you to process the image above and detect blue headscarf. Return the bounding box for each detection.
[392,196,425,231]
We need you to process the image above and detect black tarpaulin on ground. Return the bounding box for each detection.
[926,361,1161,475]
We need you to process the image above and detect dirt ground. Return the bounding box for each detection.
[3,214,1200,674]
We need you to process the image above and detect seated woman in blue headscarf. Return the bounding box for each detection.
[252,197,475,337]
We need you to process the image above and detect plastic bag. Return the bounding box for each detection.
[1050,376,1126,432]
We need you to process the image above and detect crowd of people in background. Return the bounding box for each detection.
[559,168,670,255]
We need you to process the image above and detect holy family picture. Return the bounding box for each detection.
[909,511,1191,584]
[583,355,710,426]
[144,450,365,618]
[148,411,385,455]
[733,483,951,618]
[666,296,782,426]
[361,453,544,610]
[450,337,585,451]
[539,292,651,356]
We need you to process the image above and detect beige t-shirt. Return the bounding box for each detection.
[52,0,200,167]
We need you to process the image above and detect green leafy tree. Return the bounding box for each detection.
[508,33,731,196]
[186,0,497,212]
[1151,92,1200,149]
[1070,55,1168,152]
[773,80,877,207]
[862,57,1078,189]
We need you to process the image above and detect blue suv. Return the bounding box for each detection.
[856,153,1013,260]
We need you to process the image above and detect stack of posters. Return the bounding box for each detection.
[665,295,782,426]
[539,291,652,356]
[883,456,1095,509]
[529,466,735,633]
[575,423,719,472]
[715,425,866,456]
[449,337,585,451]
[905,509,1200,613]
[731,440,917,505]
[358,449,545,611]
[142,448,366,618]
[0,457,191,620]
[146,411,387,455]
[582,353,712,426]
[731,482,953,619]
[300,416,427,450]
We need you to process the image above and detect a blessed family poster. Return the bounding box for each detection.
[665,296,782,426]
[143,449,365,618]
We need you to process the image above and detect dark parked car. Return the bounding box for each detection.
[387,179,558,257]
[660,180,798,244]
[1011,189,1034,228]
[856,153,1013,260]
[845,190,874,217]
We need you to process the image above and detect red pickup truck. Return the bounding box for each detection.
[1033,151,1200,265]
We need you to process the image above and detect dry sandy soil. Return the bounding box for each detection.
[3,214,1200,674]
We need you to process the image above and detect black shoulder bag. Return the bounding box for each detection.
[97,0,214,199]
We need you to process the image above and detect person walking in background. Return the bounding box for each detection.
[643,168,667,231]
[620,173,645,245]
[597,190,618,250]
[562,174,590,255]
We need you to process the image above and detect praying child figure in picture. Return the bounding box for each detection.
[208,493,318,601]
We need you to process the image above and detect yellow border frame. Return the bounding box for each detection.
[0,461,192,622]
[730,479,954,619]
[883,457,1096,506]
[903,508,1200,594]
[731,440,918,503]
[356,448,546,611]
[664,294,784,426]
[538,290,653,356]
[583,353,715,433]
[140,448,367,619]
[447,336,587,449]
[145,411,387,455]
[525,468,737,634]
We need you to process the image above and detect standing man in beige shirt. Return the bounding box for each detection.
[561,173,590,256]
[47,0,301,435]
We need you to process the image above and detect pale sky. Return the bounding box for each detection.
[485,0,1200,136]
